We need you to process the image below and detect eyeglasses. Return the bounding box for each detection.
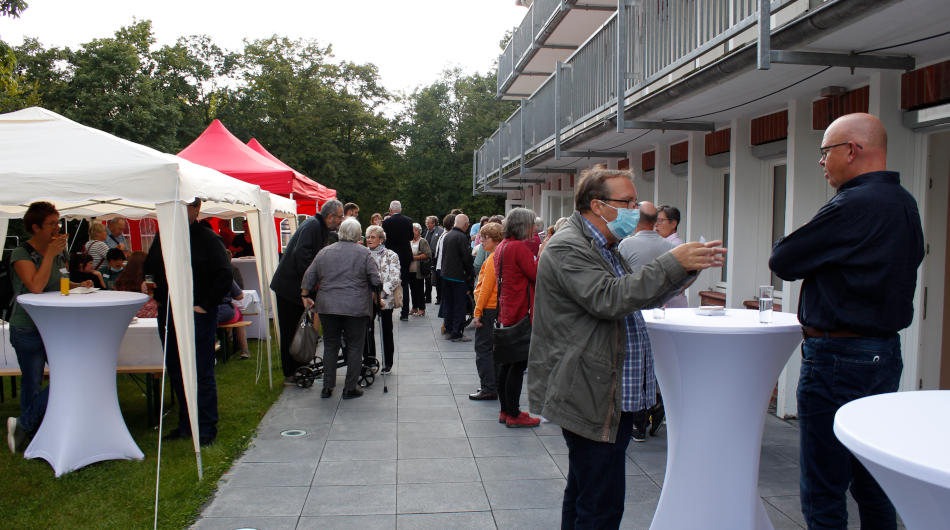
[819,141,862,160]
[599,198,639,209]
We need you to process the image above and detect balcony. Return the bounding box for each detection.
[477,0,822,194]
[497,0,616,100]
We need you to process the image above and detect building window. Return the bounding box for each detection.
[771,163,787,293]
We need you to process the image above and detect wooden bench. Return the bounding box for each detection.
[216,320,253,362]
[0,364,166,427]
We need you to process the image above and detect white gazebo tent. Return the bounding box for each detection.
[0,107,295,478]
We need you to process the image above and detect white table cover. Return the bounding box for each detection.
[643,308,802,529]
[835,390,950,529]
[17,291,149,476]
[231,257,269,339]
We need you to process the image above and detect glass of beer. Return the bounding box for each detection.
[145,274,156,296]
[60,272,70,296]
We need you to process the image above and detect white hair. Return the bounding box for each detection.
[366,224,386,241]
[412,222,422,233]
[389,200,402,212]
[337,217,362,242]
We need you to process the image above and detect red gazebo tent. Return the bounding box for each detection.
[177,120,335,215]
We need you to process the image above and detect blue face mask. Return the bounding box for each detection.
[598,201,640,239]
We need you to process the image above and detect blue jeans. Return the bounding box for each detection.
[158,308,219,439]
[561,411,634,529]
[798,336,902,530]
[9,326,50,433]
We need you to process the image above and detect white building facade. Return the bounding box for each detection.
[474,0,950,417]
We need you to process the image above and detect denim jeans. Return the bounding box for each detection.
[9,326,50,433]
[561,411,634,529]
[798,336,902,530]
[158,308,219,439]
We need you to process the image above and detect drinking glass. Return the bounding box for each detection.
[60,272,70,296]
[758,285,774,323]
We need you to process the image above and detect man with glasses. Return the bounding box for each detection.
[529,168,726,528]
[770,113,924,530]
[270,199,344,385]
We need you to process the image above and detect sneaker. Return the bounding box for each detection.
[7,417,26,453]
[632,424,647,442]
[342,388,364,399]
[506,412,541,428]
[381,367,392,374]
[649,404,665,436]
[498,411,509,424]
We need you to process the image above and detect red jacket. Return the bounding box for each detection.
[494,238,537,326]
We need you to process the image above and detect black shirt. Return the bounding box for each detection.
[144,221,233,313]
[769,171,924,336]
[269,214,329,302]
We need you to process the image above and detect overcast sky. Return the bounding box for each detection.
[0,0,527,95]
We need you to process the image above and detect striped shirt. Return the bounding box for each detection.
[581,217,656,413]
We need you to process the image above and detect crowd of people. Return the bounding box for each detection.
[3,113,923,530]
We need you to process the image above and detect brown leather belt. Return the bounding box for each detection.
[801,326,863,339]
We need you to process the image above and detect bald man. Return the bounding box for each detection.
[770,113,924,529]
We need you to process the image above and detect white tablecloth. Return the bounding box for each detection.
[2,318,164,369]
[643,308,802,529]
[17,291,149,476]
[232,257,270,339]
[835,390,950,529]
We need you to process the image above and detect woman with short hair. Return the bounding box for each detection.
[7,202,92,453]
[301,217,381,399]
[495,208,541,428]
[469,222,504,401]
[365,224,401,373]
[408,223,431,317]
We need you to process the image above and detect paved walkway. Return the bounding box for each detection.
[193,310,850,529]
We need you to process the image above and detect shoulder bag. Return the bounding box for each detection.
[491,241,532,365]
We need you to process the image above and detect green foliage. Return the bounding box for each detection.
[0,0,27,18]
[0,20,512,226]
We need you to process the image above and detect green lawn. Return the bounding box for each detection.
[0,340,284,529]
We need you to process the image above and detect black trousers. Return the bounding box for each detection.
[409,275,426,311]
[320,314,368,391]
[433,270,443,303]
[443,280,468,339]
[400,280,411,319]
[276,295,305,377]
[424,271,434,302]
[561,412,634,529]
[366,308,395,369]
[474,308,499,394]
[497,360,527,416]
[158,308,218,439]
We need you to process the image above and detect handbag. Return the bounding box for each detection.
[392,282,403,308]
[491,241,532,365]
[289,308,320,364]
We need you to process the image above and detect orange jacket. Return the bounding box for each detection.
[473,251,497,318]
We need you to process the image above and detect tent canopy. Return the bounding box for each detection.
[179,120,333,202]
[0,107,291,477]
[246,138,336,202]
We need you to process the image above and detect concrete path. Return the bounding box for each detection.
[192,309,850,529]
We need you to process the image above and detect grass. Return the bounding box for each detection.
[0,339,284,529]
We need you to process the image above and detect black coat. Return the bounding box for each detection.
[439,227,474,284]
[382,212,414,274]
[269,214,329,302]
[144,221,233,313]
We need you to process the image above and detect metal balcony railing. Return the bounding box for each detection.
[498,0,564,96]
[477,0,809,193]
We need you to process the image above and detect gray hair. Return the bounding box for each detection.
[535,216,544,230]
[366,224,386,241]
[412,222,422,233]
[389,200,402,212]
[504,208,537,240]
[337,217,362,242]
[321,199,343,218]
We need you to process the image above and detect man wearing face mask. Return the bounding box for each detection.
[529,168,726,528]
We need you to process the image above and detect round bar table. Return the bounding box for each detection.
[835,390,950,530]
[643,308,802,529]
[18,291,149,476]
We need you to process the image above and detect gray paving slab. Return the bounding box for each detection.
[194,310,813,529]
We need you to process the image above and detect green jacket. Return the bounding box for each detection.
[527,212,693,443]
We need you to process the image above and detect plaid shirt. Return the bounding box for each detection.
[581,217,657,413]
